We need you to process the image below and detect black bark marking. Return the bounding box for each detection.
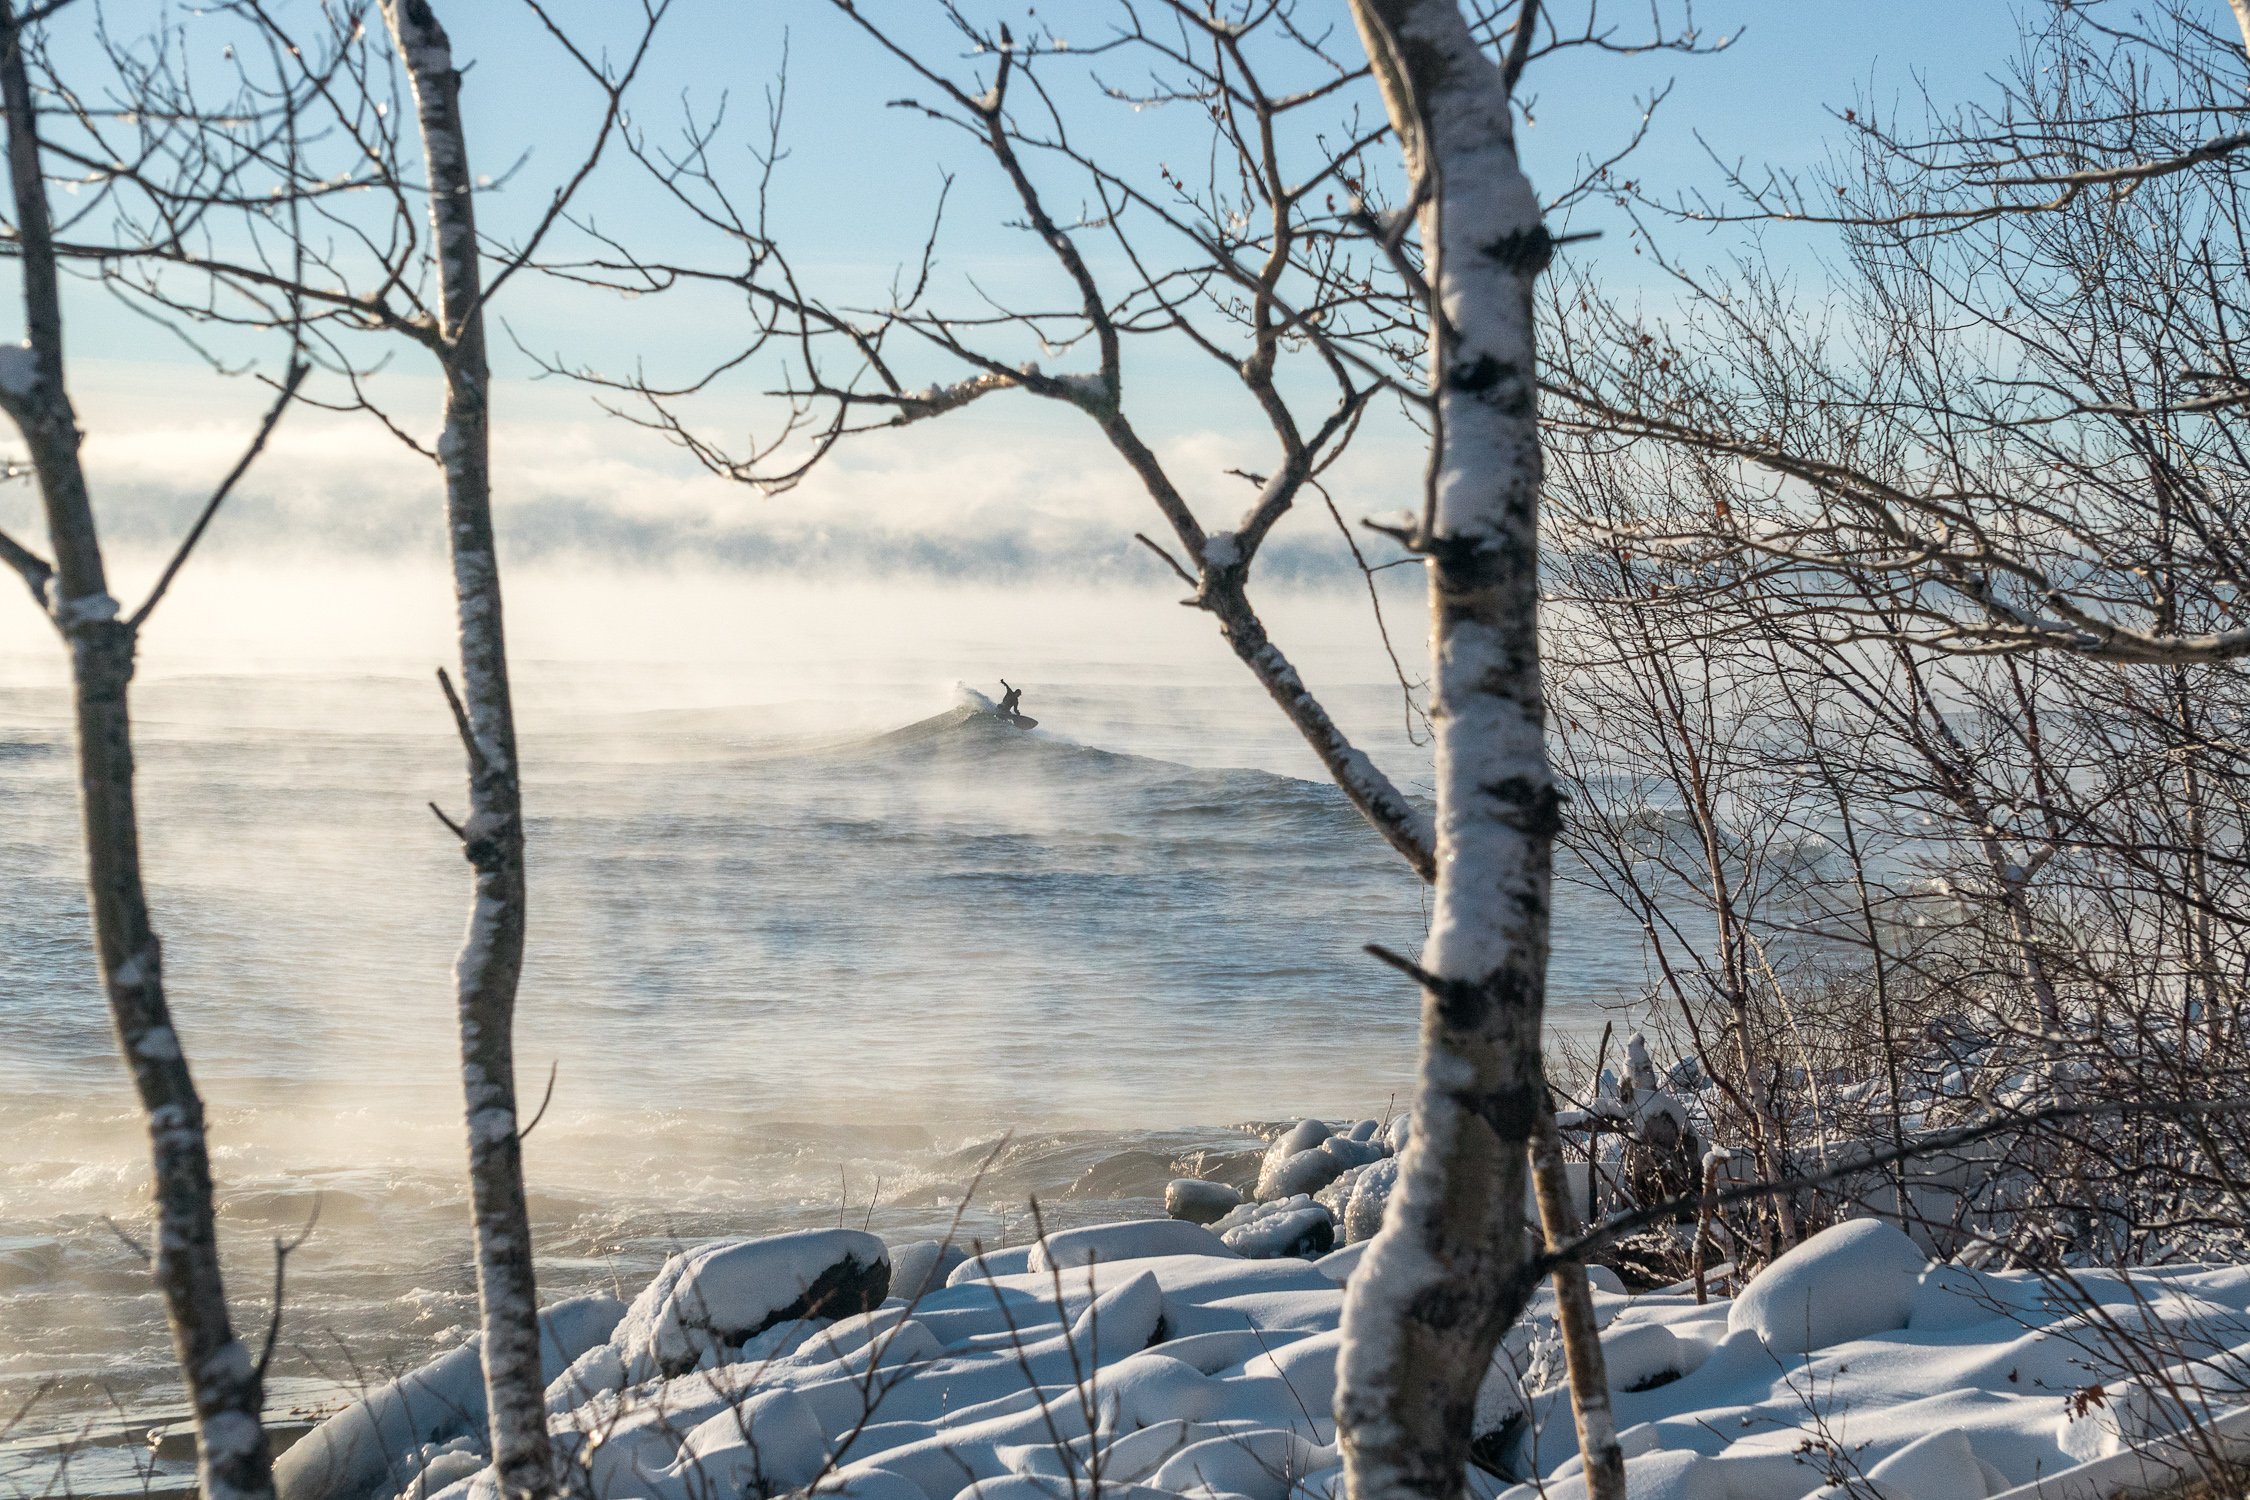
[1472,1079,1546,1144]
[1449,352,1504,392]
[1480,224,1555,275]
[1483,775,1564,839]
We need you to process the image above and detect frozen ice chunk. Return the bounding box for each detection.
[1165,1178,1245,1225]
[1215,1195,1335,1259]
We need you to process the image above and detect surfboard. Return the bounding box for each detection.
[1008,714,1039,730]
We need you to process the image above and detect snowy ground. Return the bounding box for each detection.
[271,1120,2250,1500]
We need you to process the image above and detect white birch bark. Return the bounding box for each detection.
[1530,1109,1626,1500]
[0,8,274,1497]
[1333,4,1582,1498]
[379,4,553,1495]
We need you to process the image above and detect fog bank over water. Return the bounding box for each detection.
[7,562,1479,1144]
[2,558,1665,1172]
[0,564,1652,1447]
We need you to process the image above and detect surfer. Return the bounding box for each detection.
[996,680,1036,729]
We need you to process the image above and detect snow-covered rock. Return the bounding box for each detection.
[947,1243,1036,1285]
[1597,1321,1691,1393]
[888,1239,967,1303]
[1026,1219,1233,1271]
[615,1229,890,1380]
[274,1295,623,1500]
[1865,1427,1995,1498]
[288,1211,2250,1500]
[1728,1219,1927,1356]
[1253,1119,1365,1198]
[668,1385,828,1494]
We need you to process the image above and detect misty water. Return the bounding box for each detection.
[0,575,1649,1486]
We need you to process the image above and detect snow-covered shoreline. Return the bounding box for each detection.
[265,1116,2250,1500]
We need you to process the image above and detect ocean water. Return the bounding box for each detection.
[0,572,1649,1490]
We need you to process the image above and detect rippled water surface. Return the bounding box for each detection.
[0,576,1648,1489]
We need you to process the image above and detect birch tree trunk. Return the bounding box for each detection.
[0,8,275,1498]
[1530,1109,1626,1499]
[1334,4,1566,1498]
[380,4,553,1495]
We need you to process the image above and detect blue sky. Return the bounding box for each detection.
[4,0,2047,593]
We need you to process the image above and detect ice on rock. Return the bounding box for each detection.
[1341,1157,1399,1245]
[616,1229,890,1380]
[1212,1195,1335,1259]
[1270,1118,1330,1156]
[1728,1218,1927,1355]
[1026,1218,1233,1271]
[1260,1119,1323,1205]
[1314,1163,1365,1219]
[1254,1120,1330,1199]
[1258,1135,1387,1203]
[1166,1177,1245,1225]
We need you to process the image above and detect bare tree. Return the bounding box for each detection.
[538,0,1447,877]
[373,3,557,1491]
[1327,4,1565,1495]
[0,2,310,1494]
[12,3,666,1491]
[528,4,1724,1496]
[1551,0,2250,666]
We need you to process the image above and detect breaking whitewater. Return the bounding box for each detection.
[9,680,2248,1500]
